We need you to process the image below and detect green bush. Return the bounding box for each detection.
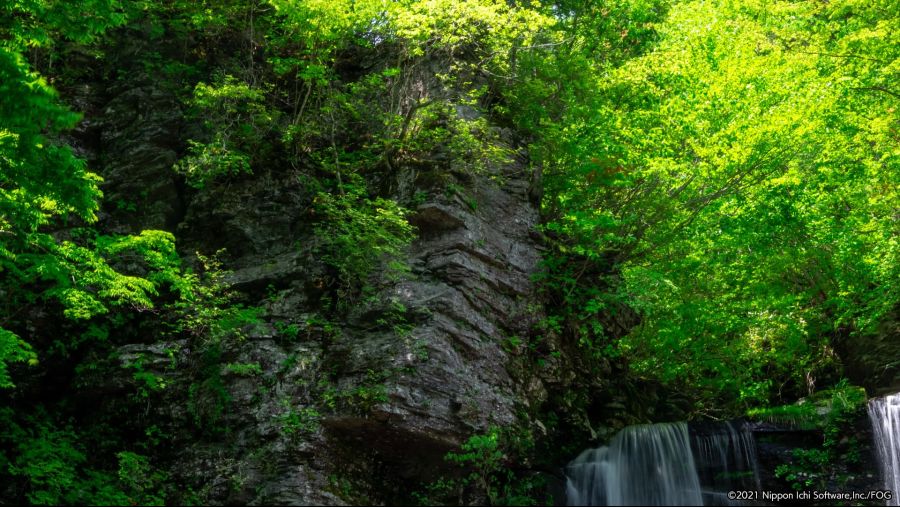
[313,183,413,304]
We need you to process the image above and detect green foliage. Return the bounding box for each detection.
[2,0,898,502]
[776,448,831,491]
[266,0,378,79]
[747,404,819,431]
[416,428,545,506]
[186,344,232,434]
[319,368,390,415]
[313,183,414,303]
[9,423,94,505]
[274,321,302,342]
[248,0,546,196]
[0,409,170,506]
[124,354,169,399]
[1,0,128,51]
[751,381,868,490]
[224,361,263,377]
[0,329,37,389]
[279,404,321,436]
[327,472,371,505]
[0,0,188,389]
[518,0,900,413]
[114,451,168,506]
[167,250,263,345]
[444,430,506,505]
[175,75,278,188]
[175,140,251,189]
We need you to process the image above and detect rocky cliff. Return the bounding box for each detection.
[65,52,565,503]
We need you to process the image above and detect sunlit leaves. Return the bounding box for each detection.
[174,75,277,188]
[0,2,192,389]
[0,49,100,228]
[526,0,898,411]
[0,329,37,388]
[1,0,128,51]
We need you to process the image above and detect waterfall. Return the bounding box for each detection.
[690,421,761,505]
[566,422,704,506]
[869,393,900,506]
[566,421,762,506]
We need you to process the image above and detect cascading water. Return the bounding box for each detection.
[566,421,762,506]
[869,393,900,506]
[566,422,704,506]
[690,421,761,506]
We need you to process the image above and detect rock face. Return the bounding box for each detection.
[835,313,900,397]
[323,153,546,474]
[72,74,186,234]
[78,61,548,502]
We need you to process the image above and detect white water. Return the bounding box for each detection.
[566,422,704,506]
[869,393,900,506]
[691,421,761,505]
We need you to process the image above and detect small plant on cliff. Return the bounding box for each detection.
[174,75,278,188]
[415,428,544,506]
[445,430,506,504]
[167,250,262,345]
[313,181,414,306]
[279,404,321,437]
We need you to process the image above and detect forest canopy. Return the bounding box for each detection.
[530,0,899,411]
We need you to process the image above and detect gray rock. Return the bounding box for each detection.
[88,56,552,505]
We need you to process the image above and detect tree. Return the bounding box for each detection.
[523,0,898,412]
[0,0,181,387]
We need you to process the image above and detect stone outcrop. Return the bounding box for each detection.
[76,61,549,503]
